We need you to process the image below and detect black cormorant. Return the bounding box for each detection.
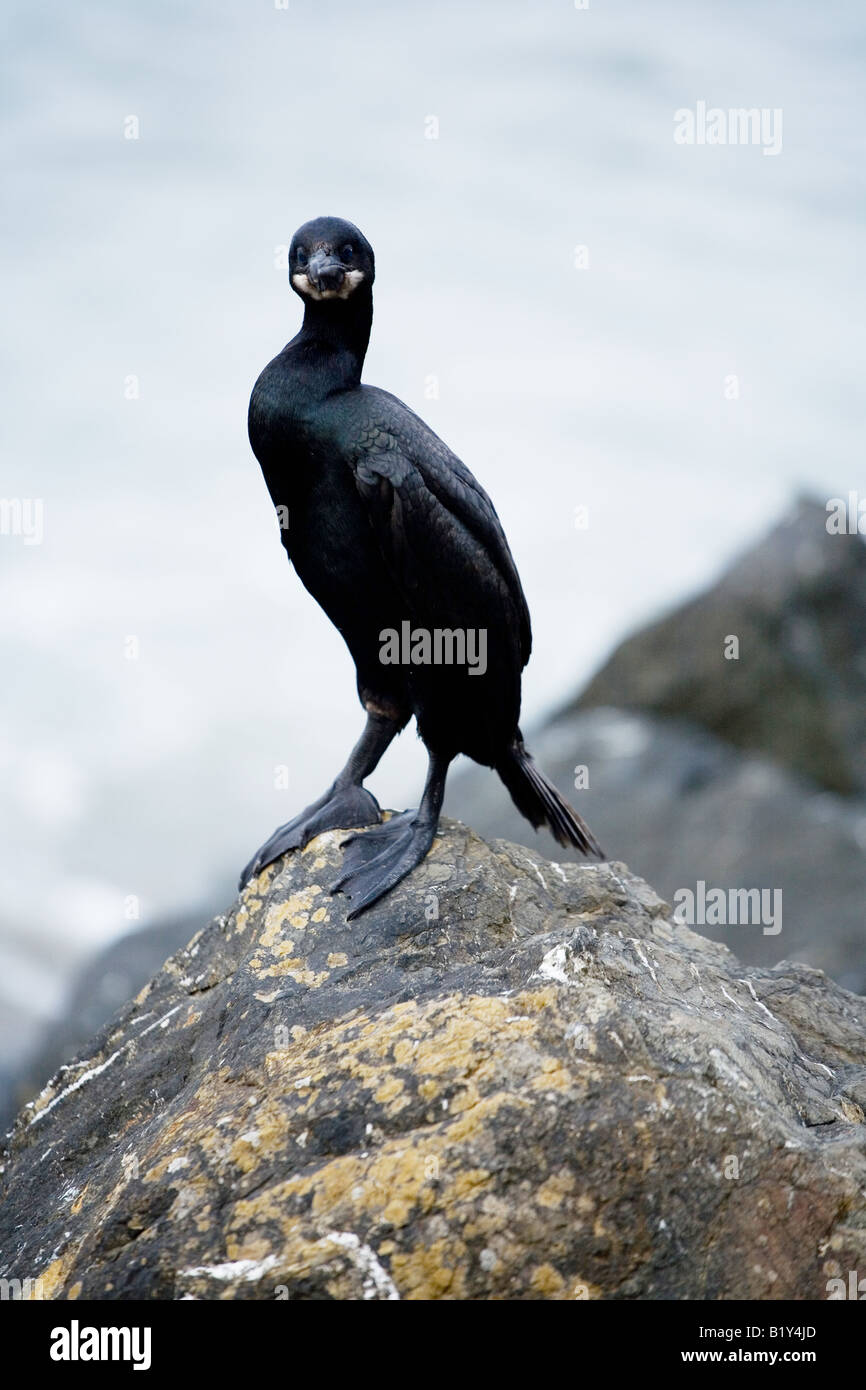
[239,215,602,916]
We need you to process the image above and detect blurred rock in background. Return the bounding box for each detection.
[576,497,866,795]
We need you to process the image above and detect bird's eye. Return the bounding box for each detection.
[341,243,354,261]
[296,247,308,267]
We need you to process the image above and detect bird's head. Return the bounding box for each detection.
[289,216,374,302]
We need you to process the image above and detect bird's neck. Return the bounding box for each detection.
[295,288,373,392]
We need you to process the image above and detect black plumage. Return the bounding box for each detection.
[240,215,601,916]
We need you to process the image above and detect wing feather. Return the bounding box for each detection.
[343,390,532,665]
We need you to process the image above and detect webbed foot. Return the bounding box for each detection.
[329,810,437,920]
[239,783,382,889]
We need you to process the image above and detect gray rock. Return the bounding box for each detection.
[573,497,866,795]
[0,913,211,1137]
[1,820,864,1300]
[447,707,866,991]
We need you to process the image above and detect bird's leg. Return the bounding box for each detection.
[330,749,452,920]
[238,712,400,888]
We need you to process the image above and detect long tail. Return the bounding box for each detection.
[495,737,604,858]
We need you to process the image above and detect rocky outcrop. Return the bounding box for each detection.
[2,820,865,1300]
[0,914,207,1137]
[447,498,866,990]
[447,706,866,991]
[573,498,866,795]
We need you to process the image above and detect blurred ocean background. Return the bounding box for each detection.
[1,1,864,1107]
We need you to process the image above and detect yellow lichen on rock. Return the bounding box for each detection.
[6,822,866,1302]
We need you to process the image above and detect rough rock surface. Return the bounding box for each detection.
[2,820,865,1300]
[447,706,866,991]
[0,913,210,1137]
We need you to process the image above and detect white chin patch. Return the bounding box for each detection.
[292,268,365,301]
